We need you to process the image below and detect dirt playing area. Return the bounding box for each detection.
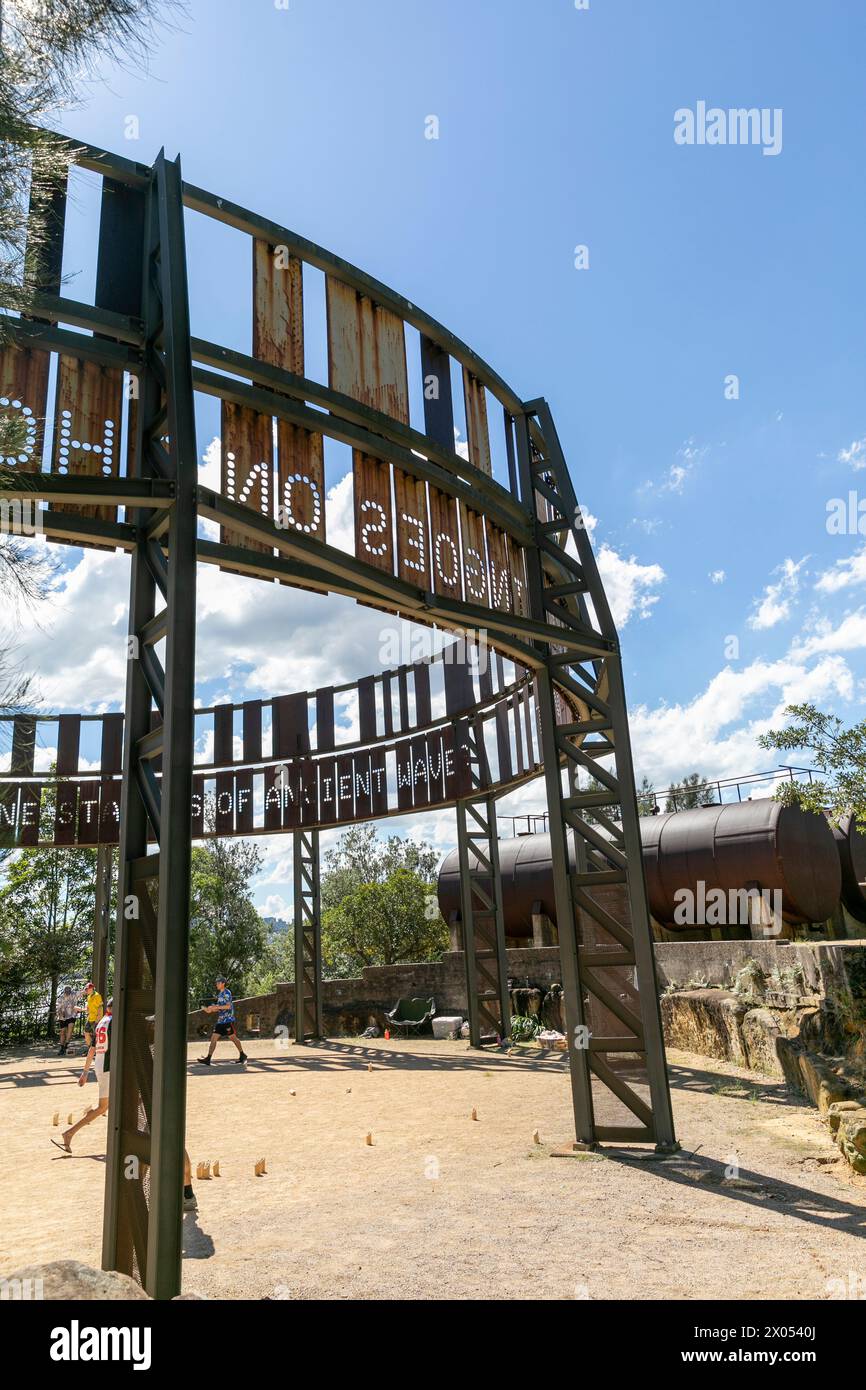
[2,1037,865,1300]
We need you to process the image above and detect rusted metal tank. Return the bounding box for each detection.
[438,800,843,937]
[640,802,840,928]
[437,832,572,939]
[830,814,866,922]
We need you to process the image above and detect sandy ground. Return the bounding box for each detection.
[1,1036,865,1300]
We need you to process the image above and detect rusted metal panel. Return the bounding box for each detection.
[100,713,125,775]
[264,765,283,832]
[98,779,121,844]
[462,368,492,476]
[56,715,81,775]
[215,769,234,835]
[508,537,530,616]
[273,693,310,758]
[427,485,461,599]
[253,239,304,374]
[275,420,325,542]
[77,783,102,844]
[426,729,445,804]
[410,735,429,809]
[358,675,376,742]
[370,746,388,817]
[353,750,372,818]
[486,523,515,613]
[326,277,409,423]
[242,700,262,763]
[221,400,274,553]
[394,467,429,586]
[319,757,339,825]
[353,451,393,574]
[460,504,488,605]
[0,785,18,848]
[413,662,431,727]
[55,781,77,846]
[191,774,205,839]
[443,655,474,714]
[513,692,525,773]
[420,335,455,449]
[213,705,234,765]
[10,716,36,776]
[336,752,354,821]
[396,738,413,812]
[397,666,410,731]
[0,343,50,469]
[315,687,335,751]
[235,768,254,834]
[495,702,512,782]
[52,356,123,522]
[299,759,319,826]
[19,782,42,845]
[381,673,394,736]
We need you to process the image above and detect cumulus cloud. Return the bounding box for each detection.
[838,437,866,470]
[815,546,866,594]
[709,569,726,585]
[747,556,807,630]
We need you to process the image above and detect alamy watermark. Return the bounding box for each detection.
[0,498,42,537]
[674,102,783,157]
[673,880,783,935]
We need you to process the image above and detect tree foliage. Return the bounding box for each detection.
[664,772,717,812]
[320,826,447,978]
[758,703,866,825]
[188,837,268,1006]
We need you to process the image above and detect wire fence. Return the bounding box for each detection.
[0,1008,87,1047]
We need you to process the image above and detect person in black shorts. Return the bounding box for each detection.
[199,976,247,1066]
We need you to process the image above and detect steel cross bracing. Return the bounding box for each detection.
[293,829,323,1043]
[455,798,511,1046]
[455,718,511,1046]
[102,152,200,1298]
[516,401,677,1151]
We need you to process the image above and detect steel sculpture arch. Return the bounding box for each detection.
[0,136,676,1298]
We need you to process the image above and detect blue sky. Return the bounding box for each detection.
[17,0,866,915]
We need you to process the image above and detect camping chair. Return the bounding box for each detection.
[386,997,435,1037]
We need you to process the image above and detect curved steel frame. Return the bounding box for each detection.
[0,135,676,1298]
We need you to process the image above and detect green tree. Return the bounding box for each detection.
[188,837,268,1006]
[636,774,657,815]
[665,772,717,812]
[243,922,295,997]
[0,838,95,1031]
[758,703,866,825]
[320,824,438,911]
[322,866,448,979]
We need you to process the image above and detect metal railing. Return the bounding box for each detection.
[498,766,822,830]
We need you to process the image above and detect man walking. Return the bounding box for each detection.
[56,986,77,1055]
[199,975,248,1066]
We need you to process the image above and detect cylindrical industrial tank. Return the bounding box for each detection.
[437,801,843,938]
[830,814,866,922]
[640,802,840,928]
[437,832,573,940]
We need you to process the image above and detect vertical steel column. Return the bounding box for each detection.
[515,401,677,1150]
[92,845,113,1001]
[103,151,199,1298]
[456,795,511,1046]
[293,828,322,1042]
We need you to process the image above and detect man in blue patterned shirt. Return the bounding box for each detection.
[199,975,248,1066]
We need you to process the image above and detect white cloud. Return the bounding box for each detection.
[815,546,866,594]
[791,609,866,659]
[596,544,665,625]
[747,556,807,630]
[709,569,726,585]
[662,440,707,495]
[838,437,866,470]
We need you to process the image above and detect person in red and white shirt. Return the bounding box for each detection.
[52,998,114,1152]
